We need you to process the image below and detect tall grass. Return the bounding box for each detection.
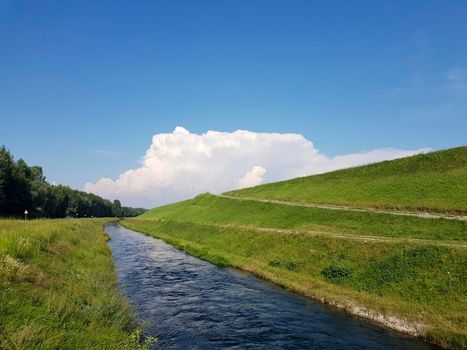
[0,219,155,349]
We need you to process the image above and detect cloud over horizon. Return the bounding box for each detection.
[84,127,429,207]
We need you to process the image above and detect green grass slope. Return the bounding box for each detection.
[224,146,467,215]
[140,193,467,241]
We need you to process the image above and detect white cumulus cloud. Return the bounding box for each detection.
[84,127,429,207]
[236,166,267,189]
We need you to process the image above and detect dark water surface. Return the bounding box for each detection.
[106,224,439,350]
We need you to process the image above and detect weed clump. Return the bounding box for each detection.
[126,330,156,350]
[0,254,27,284]
[269,259,302,271]
[356,246,451,292]
[321,264,352,283]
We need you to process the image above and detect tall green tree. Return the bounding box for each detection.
[0,147,16,217]
[112,199,122,217]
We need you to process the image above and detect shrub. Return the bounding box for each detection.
[321,264,352,283]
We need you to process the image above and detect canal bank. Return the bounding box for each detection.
[107,223,440,349]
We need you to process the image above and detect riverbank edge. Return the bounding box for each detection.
[121,220,463,349]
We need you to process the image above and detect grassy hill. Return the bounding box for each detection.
[224,146,467,215]
[128,146,467,348]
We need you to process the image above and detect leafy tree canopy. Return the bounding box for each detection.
[0,146,146,218]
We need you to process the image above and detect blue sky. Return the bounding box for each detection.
[1,0,466,197]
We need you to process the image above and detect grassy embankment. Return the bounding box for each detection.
[224,146,467,215]
[125,147,467,349]
[0,219,154,350]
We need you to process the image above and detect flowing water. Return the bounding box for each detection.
[106,224,439,350]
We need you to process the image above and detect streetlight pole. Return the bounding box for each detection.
[24,210,28,220]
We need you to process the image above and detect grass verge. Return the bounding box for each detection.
[123,218,467,349]
[0,219,155,350]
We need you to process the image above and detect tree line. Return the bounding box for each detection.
[0,146,146,218]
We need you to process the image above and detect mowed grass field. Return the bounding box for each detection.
[224,146,467,215]
[0,219,154,350]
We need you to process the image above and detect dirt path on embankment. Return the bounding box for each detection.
[218,194,467,222]
[204,221,467,249]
